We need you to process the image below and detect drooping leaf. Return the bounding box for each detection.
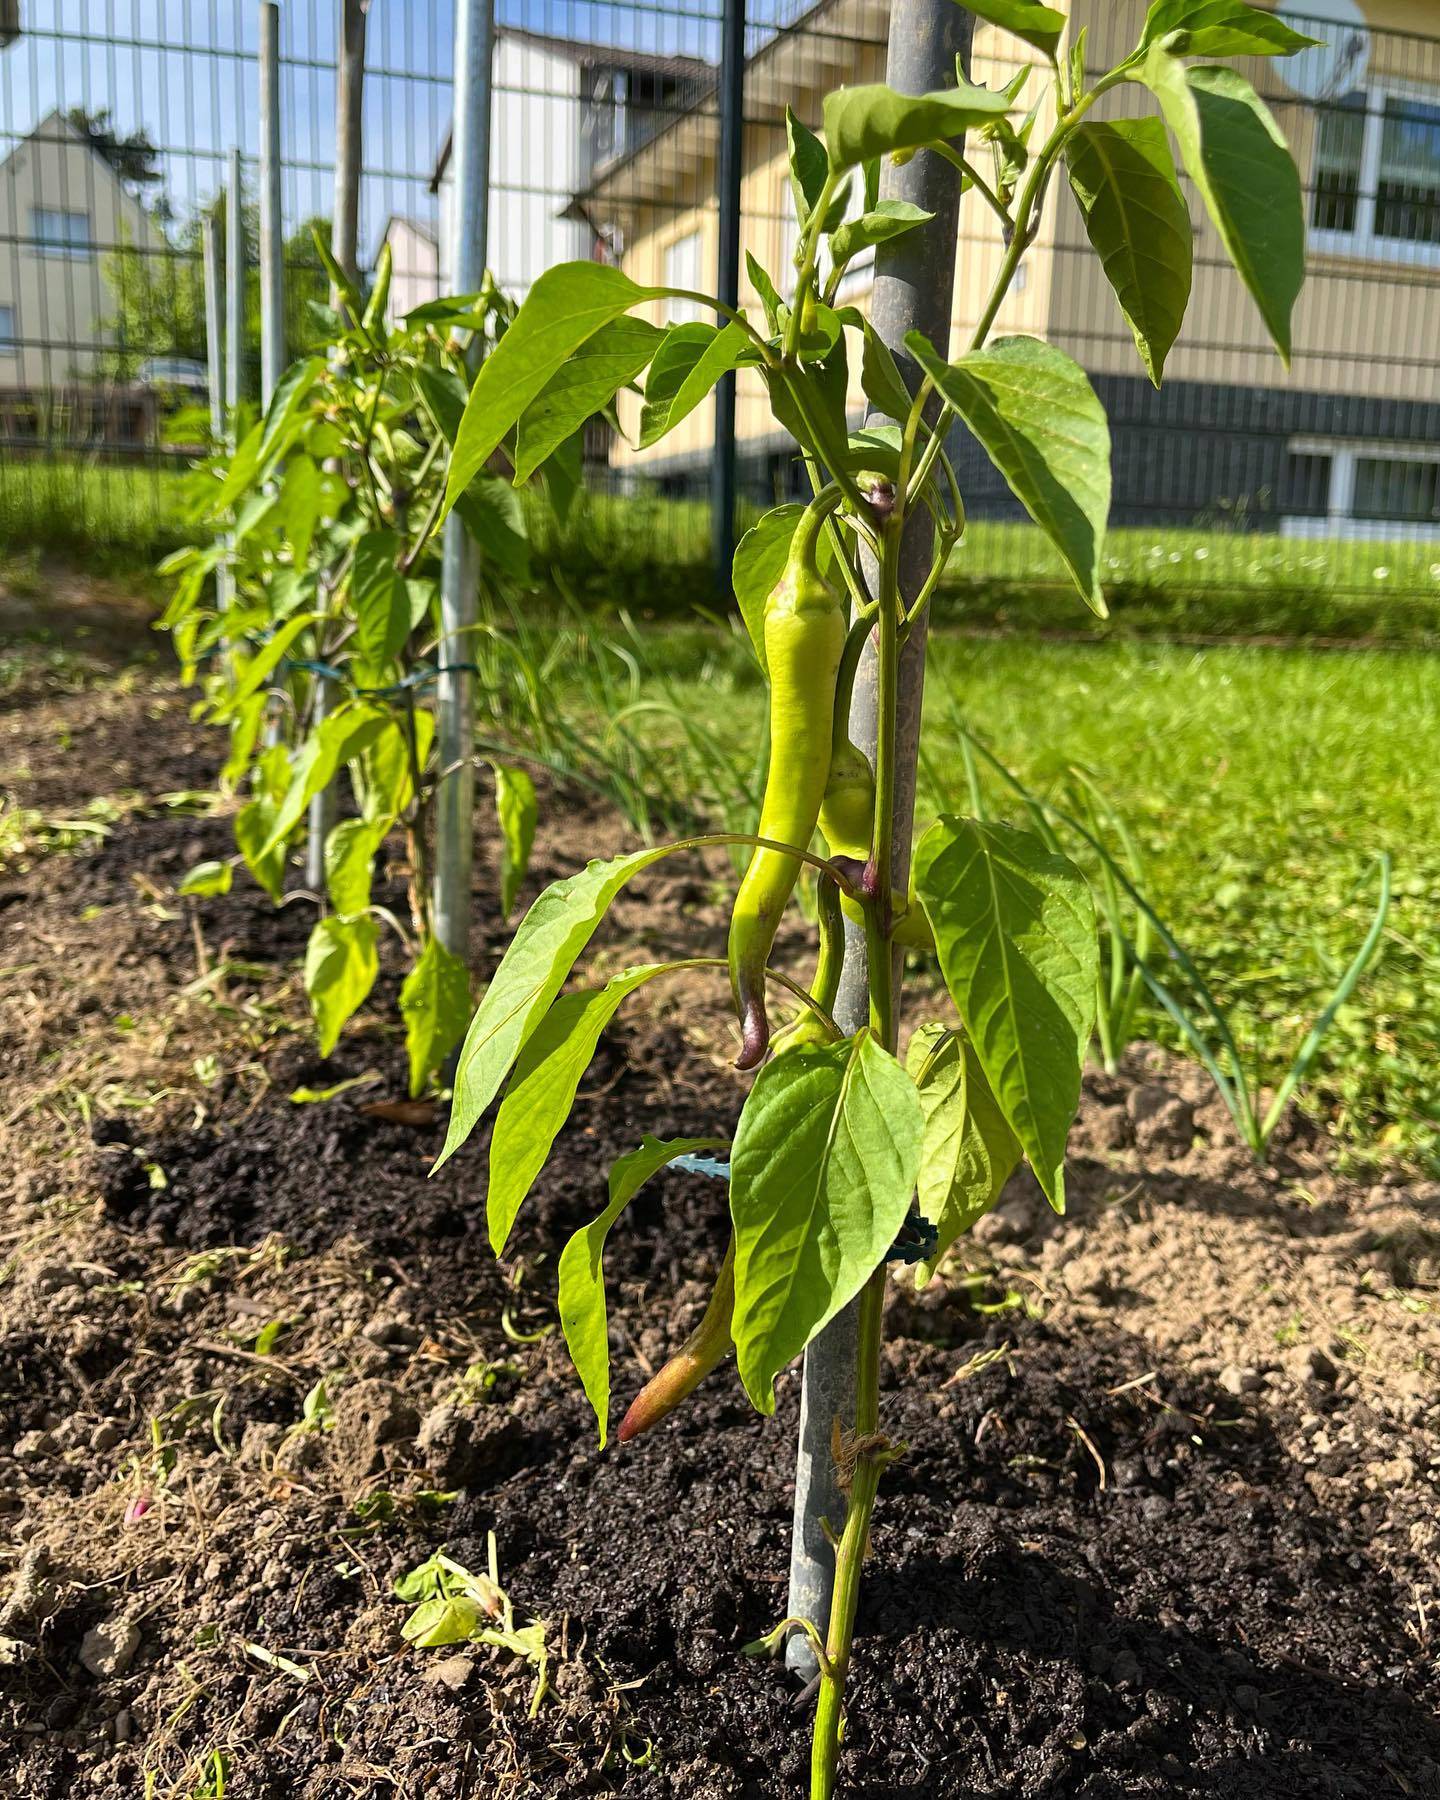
[558,1134,727,1445]
[456,473,532,583]
[1137,0,1319,58]
[1066,117,1192,387]
[512,315,662,483]
[1138,50,1303,364]
[178,859,233,898]
[907,331,1110,614]
[731,505,797,673]
[325,817,386,916]
[746,252,783,334]
[258,355,324,468]
[913,817,1097,1212]
[304,914,380,1057]
[830,200,934,268]
[351,530,410,668]
[906,1024,1022,1283]
[638,320,753,448]
[729,1033,923,1413]
[262,706,391,857]
[493,764,538,919]
[399,934,473,1097]
[274,454,325,568]
[211,612,322,720]
[442,263,657,520]
[964,0,1067,54]
[487,964,674,1253]
[860,319,916,421]
[787,106,831,226]
[435,846,678,1170]
[822,82,1012,172]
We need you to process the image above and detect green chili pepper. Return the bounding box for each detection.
[770,871,845,1056]
[816,735,934,953]
[618,1239,735,1443]
[727,493,846,1069]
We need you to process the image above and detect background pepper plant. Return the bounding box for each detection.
[428,2,1311,1791]
[157,243,574,1093]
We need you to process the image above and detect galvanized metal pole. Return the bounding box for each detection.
[433,0,494,963]
[258,0,285,410]
[202,212,225,443]
[710,0,746,592]
[784,0,972,1678]
[332,0,368,283]
[201,209,231,620]
[307,0,369,893]
[225,146,244,421]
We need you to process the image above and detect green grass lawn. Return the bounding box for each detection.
[0,456,191,566]
[620,628,1439,1170]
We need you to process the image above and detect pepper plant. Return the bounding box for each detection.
[159,242,569,1092]
[428,2,1310,1789]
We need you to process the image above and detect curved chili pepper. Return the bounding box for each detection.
[727,494,846,1069]
[618,1239,735,1443]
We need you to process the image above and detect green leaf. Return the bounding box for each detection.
[263,705,391,857]
[558,1134,727,1445]
[455,473,532,583]
[178,860,232,898]
[325,818,386,916]
[831,200,934,267]
[494,764,538,919]
[274,454,325,568]
[442,263,657,521]
[304,915,380,1057]
[402,1594,485,1648]
[787,106,831,226]
[906,1025,1022,1283]
[351,530,410,668]
[436,845,678,1171]
[859,319,915,421]
[746,252,783,334]
[912,817,1097,1212]
[1138,0,1318,57]
[729,1033,923,1413]
[412,363,468,447]
[822,82,1012,172]
[964,0,1067,54]
[400,935,473,1097]
[487,964,674,1254]
[907,331,1110,614]
[1138,51,1303,364]
[731,504,798,673]
[1066,118,1192,387]
[513,315,662,483]
[258,356,324,468]
[638,320,753,449]
[212,613,322,720]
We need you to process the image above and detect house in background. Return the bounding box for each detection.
[0,108,163,446]
[375,213,440,322]
[431,25,711,299]
[576,0,1440,544]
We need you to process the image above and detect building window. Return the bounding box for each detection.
[0,303,15,354]
[663,230,703,324]
[1310,86,1440,261]
[1284,437,1440,538]
[31,206,93,258]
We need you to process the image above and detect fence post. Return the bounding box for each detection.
[201,209,230,619]
[258,0,285,410]
[783,0,971,1678]
[225,146,244,421]
[332,0,368,279]
[433,0,494,965]
[710,0,746,592]
[306,0,369,894]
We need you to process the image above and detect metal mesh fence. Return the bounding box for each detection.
[1,0,1439,615]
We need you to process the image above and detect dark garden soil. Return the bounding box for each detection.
[1,587,1438,1798]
